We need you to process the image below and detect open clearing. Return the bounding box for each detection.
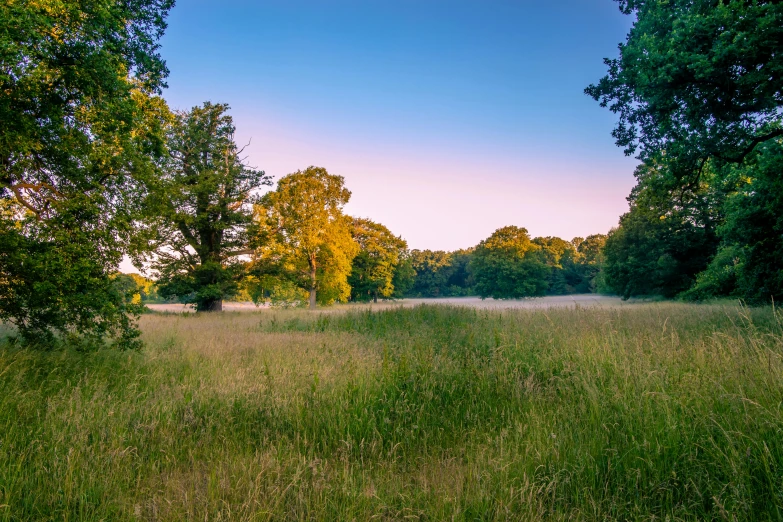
[2,302,782,520]
[146,294,627,313]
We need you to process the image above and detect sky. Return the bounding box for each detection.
[125,1,638,271]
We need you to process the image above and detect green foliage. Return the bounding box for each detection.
[602,161,722,299]
[405,249,474,297]
[471,226,549,299]
[408,250,452,297]
[348,218,407,302]
[402,236,604,300]
[682,142,783,303]
[533,236,575,295]
[587,0,783,170]
[588,0,783,302]
[253,167,358,309]
[680,245,743,302]
[0,0,174,346]
[144,102,271,312]
[111,274,142,304]
[563,234,607,293]
[243,274,307,308]
[718,143,783,302]
[445,249,475,294]
[604,141,783,303]
[390,253,416,298]
[0,212,143,349]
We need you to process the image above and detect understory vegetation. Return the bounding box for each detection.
[1,303,782,520]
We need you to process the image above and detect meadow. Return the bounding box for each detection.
[1,301,782,520]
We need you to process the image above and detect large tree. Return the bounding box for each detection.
[683,141,783,303]
[253,167,357,309]
[586,0,783,173]
[602,161,722,298]
[407,250,453,297]
[348,218,408,302]
[470,226,549,299]
[588,0,783,303]
[0,0,174,346]
[143,102,270,312]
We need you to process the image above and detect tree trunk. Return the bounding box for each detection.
[199,298,223,312]
[309,266,317,310]
[308,256,317,310]
[373,291,378,304]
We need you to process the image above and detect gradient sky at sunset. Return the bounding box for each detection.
[147,1,638,255]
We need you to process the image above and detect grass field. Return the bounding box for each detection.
[1,302,782,520]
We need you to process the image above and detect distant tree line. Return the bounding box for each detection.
[388,233,606,300]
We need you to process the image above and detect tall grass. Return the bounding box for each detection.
[1,302,782,520]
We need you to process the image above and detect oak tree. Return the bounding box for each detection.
[253,167,357,309]
[0,0,174,346]
[144,102,270,311]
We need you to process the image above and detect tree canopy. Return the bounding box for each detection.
[589,2,783,303]
[348,218,407,302]
[143,102,270,311]
[252,167,357,309]
[0,0,174,347]
[471,226,549,299]
[586,0,783,172]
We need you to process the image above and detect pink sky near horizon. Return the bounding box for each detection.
[246,125,637,249]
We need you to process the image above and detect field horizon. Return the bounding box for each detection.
[144,294,631,314]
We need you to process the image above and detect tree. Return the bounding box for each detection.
[0,203,145,348]
[253,167,358,309]
[575,234,608,292]
[111,274,143,305]
[684,141,783,303]
[143,103,271,312]
[348,218,408,302]
[391,252,416,298]
[408,250,453,297]
[0,0,174,346]
[587,1,783,303]
[127,273,159,302]
[586,1,783,173]
[602,162,721,298]
[445,249,475,295]
[533,236,575,295]
[470,226,549,299]
[718,143,783,302]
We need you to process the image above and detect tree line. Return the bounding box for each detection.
[0,0,607,349]
[2,0,782,348]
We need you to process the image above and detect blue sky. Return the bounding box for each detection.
[157,1,637,250]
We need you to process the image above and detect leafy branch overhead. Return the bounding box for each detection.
[586,0,783,173]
